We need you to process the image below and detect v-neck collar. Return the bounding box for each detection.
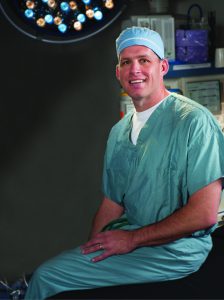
[125,94,174,147]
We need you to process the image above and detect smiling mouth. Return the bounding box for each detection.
[129,79,146,84]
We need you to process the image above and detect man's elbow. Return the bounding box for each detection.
[203,213,218,229]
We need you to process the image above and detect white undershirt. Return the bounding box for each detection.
[131,96,169,145]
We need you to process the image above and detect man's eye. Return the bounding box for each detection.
[120,60,129,66]
[140,58,149,63]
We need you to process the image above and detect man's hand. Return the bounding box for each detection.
[81,230,136,262]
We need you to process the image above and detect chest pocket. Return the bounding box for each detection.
[106,144,139,203]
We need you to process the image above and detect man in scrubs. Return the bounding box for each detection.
[25,27,224,300]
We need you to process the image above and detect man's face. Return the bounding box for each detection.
[116,45,168,110]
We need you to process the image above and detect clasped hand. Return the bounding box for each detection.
[81,230,136,262]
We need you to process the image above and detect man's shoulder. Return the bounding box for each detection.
[168,93,216,121]
[110,111,133,134]
[167,93,223,138]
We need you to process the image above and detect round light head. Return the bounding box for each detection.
[0,0,127,43]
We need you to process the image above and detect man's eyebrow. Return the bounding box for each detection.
[120,54,150,60]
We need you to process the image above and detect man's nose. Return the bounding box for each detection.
[130,61,141,73]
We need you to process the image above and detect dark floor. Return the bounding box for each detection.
[49,226,224,299]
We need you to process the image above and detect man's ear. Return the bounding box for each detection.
[116,64,120,81]
[161,59,169,76]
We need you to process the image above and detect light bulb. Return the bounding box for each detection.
[94,10,103,21]
[54,16,62,25]
[86,8,94,19]
[77,13,86,23]
[82,0,91,4]
[48,0,57,9]
[69,1,77,10]
[73,21,82,31]
[24,9,34,18]
[105,0,114,9]
[44,14,54,23]
[60,2,70,12]
[36,18,46,27]
[58,23,67,33]
[26,1,35,9]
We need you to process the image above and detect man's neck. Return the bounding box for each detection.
[134,89,170,112]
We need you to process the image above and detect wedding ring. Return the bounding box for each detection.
[98,243,103,250]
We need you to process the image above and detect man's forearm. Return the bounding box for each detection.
[131,205,201,247]
[132,180,222,248]
[90,210,111,239]
[90,197,124,239]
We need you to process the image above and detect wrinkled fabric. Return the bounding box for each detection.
[25,93,224,300]
[25,237,212,300]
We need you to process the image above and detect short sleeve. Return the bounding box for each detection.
[187,112,224,196]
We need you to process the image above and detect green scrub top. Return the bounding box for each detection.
[102,93,224,234]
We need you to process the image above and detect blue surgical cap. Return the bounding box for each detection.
[116,26,165,59]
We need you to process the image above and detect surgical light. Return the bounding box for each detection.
[0,0,127,43]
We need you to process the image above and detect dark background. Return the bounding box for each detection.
[0,0,223,281]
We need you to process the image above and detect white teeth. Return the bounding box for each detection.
[130,80,144,84]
